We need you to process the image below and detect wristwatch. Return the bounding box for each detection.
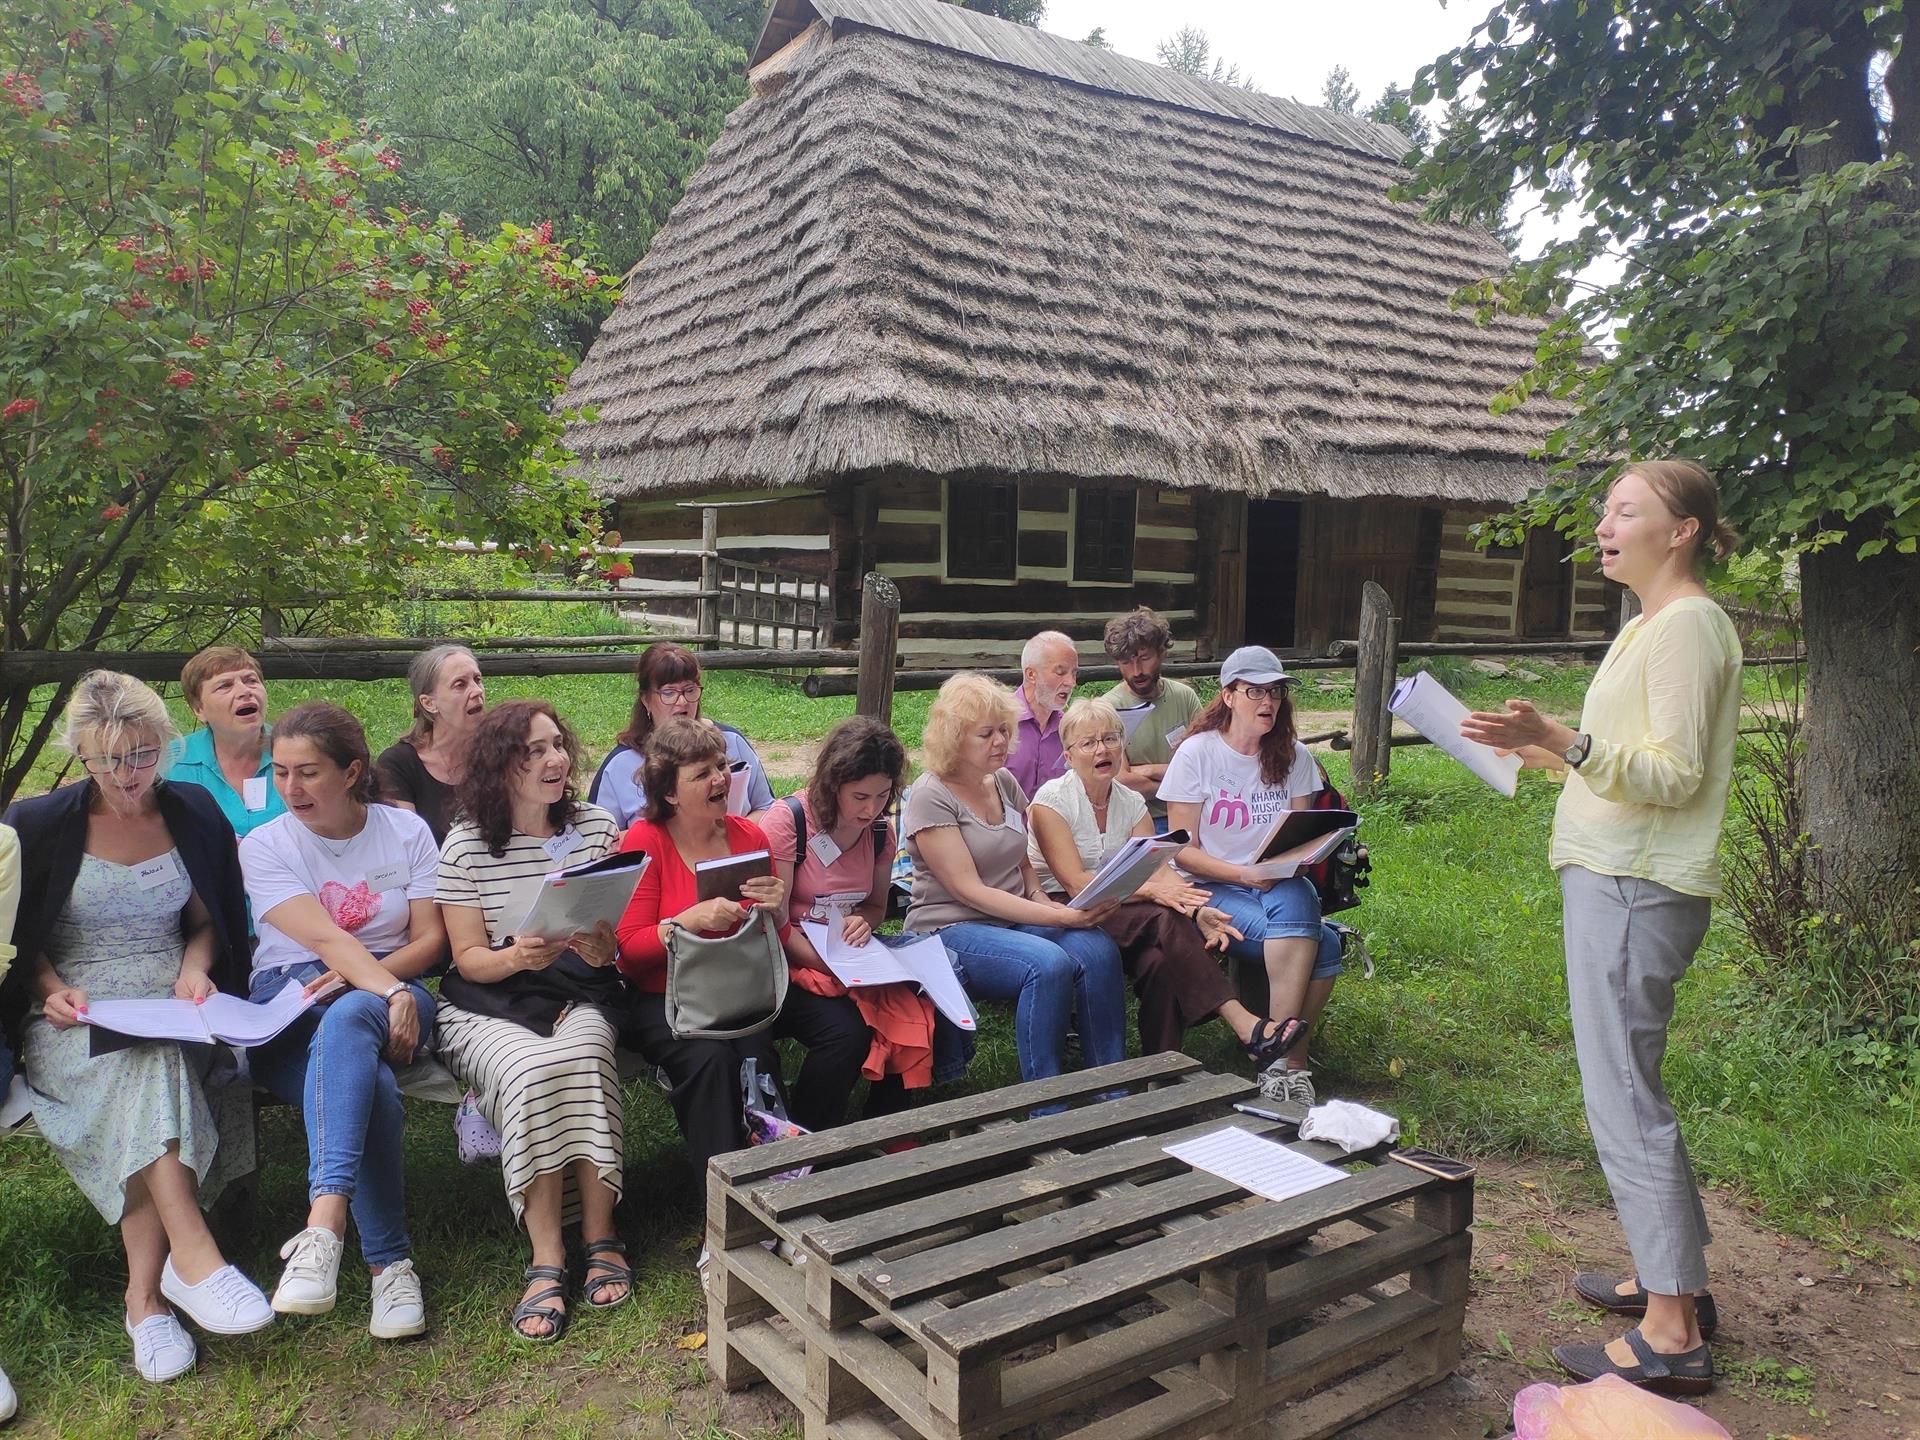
[1562,733,1594,769]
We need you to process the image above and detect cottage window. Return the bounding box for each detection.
[946,481,1017,580]
[1074,487,1136,583]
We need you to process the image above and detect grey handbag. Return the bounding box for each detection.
[663,907,789,1039]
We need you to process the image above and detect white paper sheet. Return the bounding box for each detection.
[1163,1125,1348,1204]
[727,761,752,815]
[1115,700,1154,741]
[83,980,320,1047]
[800,922,977,1030]
[1245,826,1356,883]
[1388,671,1522,797]
[507,852,649,941]
[1067,830,1188,910]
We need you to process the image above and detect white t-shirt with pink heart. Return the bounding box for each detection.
[240,803,441,976]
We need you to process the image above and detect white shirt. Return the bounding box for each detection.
[241,805,441,974]
[1026,771,1148,896]
[1157,730,1321,868]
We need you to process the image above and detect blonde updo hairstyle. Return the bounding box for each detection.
[1059,696,1123,751]
[921,673,1021,778]
[1621,460,1740,566]
[59,669,180,765]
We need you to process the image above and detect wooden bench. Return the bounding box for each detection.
[705,1052,1472,1440]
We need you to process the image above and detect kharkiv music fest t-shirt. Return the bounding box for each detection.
[1157,730,1321,868]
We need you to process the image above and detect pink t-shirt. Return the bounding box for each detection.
[759,792,894,928]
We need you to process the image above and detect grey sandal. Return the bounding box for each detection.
[1553,1325,1713,1396]
[1573,1272,1718,1338]
[581,1239,633,1310]
[510,1264,569,1342]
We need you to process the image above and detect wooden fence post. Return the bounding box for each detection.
[697,506,720,650]
[1350,580,1394,801]
[854,573,900,726]
[1373,614,1401,784]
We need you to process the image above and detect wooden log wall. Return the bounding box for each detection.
[858,475,1207,660]
[1432,509,1614,641]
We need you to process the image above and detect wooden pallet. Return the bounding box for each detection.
[707,1053,1473,1440]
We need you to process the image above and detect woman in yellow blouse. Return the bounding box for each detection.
[1463,461,1741,1396]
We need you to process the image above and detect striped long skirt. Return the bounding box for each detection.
[434,1000,623,1227]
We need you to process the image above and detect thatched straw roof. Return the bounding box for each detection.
[560,0,1571,504]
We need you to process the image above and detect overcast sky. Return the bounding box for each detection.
[1038,0,1483,111]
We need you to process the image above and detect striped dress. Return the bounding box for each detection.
[434,804,625,1226]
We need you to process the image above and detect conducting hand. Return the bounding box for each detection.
[1460,698,1570,754]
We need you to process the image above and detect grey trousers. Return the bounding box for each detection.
[1560,865,1714,1295]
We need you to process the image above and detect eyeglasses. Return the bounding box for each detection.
[1234,683,1284,702]
[80,746,162,775]
[1069,733,1124,754]
[652,684,702,703]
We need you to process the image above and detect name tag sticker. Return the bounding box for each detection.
[134,853,180,890]
[243,776,270,811]
[806,831,843,868]
[364,861,408,893]
[542,827,581,864]
[1166,726,1188,747]
[1004,808,1026,836]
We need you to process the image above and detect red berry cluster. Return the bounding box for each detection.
[2,397,37,421]
[3,72,42,114]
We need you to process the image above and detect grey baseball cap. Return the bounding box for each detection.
[1219,645,1292,688]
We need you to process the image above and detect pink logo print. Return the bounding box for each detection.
[319,879,382,933]
[1208,789,1251,829]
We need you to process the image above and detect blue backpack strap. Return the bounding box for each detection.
[783,793,807,866]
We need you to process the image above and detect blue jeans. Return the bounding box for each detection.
[250,962,436,1266]
[1203,877,1341,974]
[936,922,1127,1082]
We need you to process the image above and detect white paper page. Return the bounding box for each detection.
[890,932,978,1030]
[803,923,977,1029]
[1115,700,1154,741]
[79,996,214,1044]
[1388,671,1521,797]
[1246,827,1355,883]
[1068,832,1185,910]
[198,983,316,1046]
[727,763,751,816]
[1164,1126,1348,1203]
[509,854,649,940]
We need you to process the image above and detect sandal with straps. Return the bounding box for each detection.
[510,1264,569,1343]
[1242,1016,1306,1070]
[1552,1325,1713,1396]
[581,1239,634,1310]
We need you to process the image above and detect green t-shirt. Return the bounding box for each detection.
[1104,677,1203,819]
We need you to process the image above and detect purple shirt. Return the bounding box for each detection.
[1007,689,1068,798]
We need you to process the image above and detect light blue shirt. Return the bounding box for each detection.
[588,724,775,830]
[165,727,285,839]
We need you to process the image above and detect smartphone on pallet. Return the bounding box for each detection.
[1389,1147,1475,1182]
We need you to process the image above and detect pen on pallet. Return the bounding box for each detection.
[1231,1101,1296,1124]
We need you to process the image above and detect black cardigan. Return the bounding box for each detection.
[0,778,251,1048]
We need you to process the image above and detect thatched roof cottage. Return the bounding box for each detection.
[559,0,1613,658]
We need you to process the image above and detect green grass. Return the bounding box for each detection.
[6,661,1916,1434]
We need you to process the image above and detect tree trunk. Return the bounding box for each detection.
[1798,526,1920,935]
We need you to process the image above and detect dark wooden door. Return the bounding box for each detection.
[1294,500,1438,652]
[1519,527,1572,636]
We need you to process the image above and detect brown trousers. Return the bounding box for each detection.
[1099,900,1238,1054]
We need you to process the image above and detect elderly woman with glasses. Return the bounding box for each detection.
[589,642,774,828]
[2,672,272,1383]
[1028,697,1301,1069]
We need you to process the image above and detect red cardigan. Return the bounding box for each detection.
[615,815,783,992]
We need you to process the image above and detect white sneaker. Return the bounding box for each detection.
[125,1312,197,1383]
[368,1259,426,1339]
[1258,1063,1316,1107]
[0,1359,15,1420]
[271,1227,343,1315]
[160,1256,274,1335]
